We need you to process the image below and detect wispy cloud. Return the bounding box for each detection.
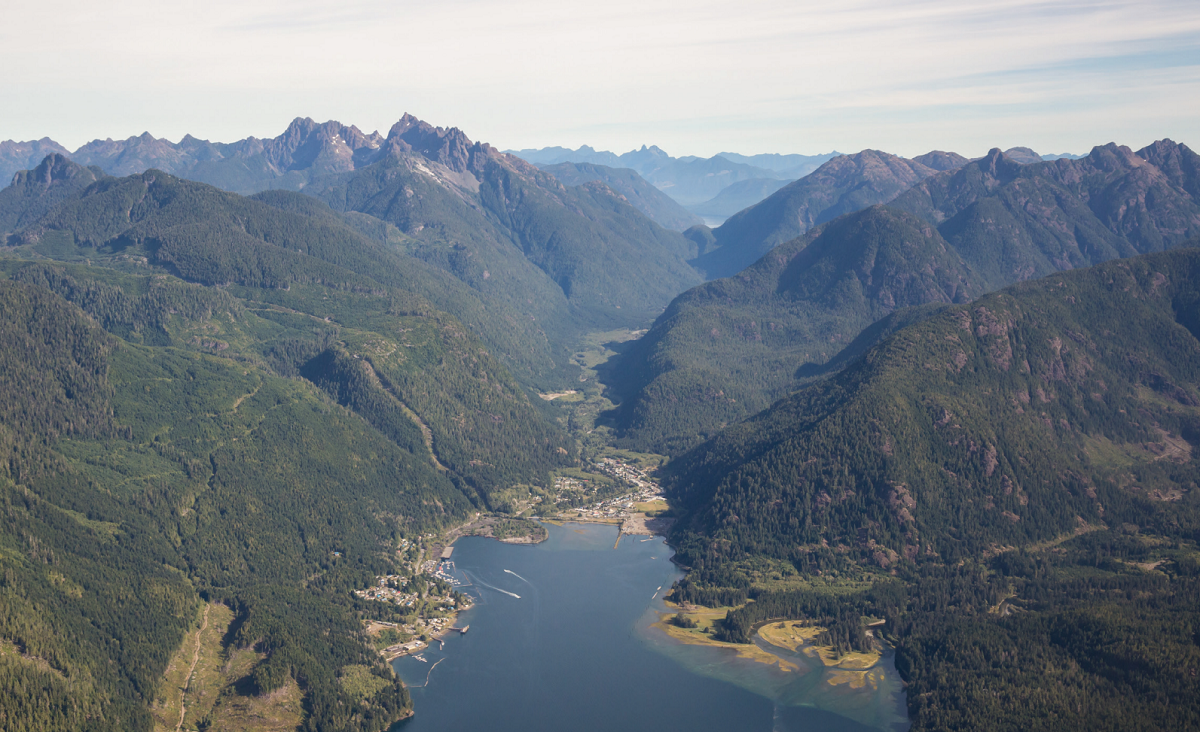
[0,0,1196,156]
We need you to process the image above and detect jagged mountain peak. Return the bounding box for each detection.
[0,153,105,232]
[384,113,495,174]
[1136,139,1200,199]
[1137,137,1188,161]
[975,147,1025,181]
[1082,141,1146,171]
[26,153,91,187]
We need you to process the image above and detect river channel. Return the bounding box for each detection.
[393,522,909,731]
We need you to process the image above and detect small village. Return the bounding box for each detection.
[356,544,473,662]
[358,455,667,660]
[549,456,667,522]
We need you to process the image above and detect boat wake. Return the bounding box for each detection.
[474,578,521,599]
[504,569,532,585]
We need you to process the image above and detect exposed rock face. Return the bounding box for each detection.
[0,154,105,232]
[0,137,72,186]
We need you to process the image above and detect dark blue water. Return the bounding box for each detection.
[393,523,907,731]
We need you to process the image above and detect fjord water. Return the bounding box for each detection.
[393,523,908,731]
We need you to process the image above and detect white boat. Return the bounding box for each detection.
[412,654,428,662]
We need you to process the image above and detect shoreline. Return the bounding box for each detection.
[383,511,674,663]
[650,603,883,675]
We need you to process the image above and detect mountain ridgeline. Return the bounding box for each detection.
[691,149,942,279]
[612,141,1200,455]
[537,161,703,231]
[4,116,707,385]
[687,145,1075,280]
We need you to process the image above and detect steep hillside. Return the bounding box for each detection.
[538,161,702,230]
[613,143,1200,455]
[663,248,1200,731]
[0,154,105,233]
[17,116,704,343]
[609,206,982,453]
[692,150,938,279]
[303,121,702,330]
[0,270,467,731]
[892,142,1200,285]
[2,171,574,494]
[668,247,1200,562]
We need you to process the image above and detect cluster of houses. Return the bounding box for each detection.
[353,574,418,608]
[551,457,665,520]
[595,457,656,490]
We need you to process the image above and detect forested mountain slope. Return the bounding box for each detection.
[609,206,982,453]
[538,161,703,230]
[1,166,574,496]
[0,133,603,730]
[302,130,702,331]
[0,157,567,387]
[691,150,939,278]
[0,268,472,731]
[664,248,1200,731]
[612,143,1200,454]
[668,247,1200,562]
[10,116,706,352]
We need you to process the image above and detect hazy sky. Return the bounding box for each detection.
[2,0,1197,158]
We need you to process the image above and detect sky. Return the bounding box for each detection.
[1,0,1198,158]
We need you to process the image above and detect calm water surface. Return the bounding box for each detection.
[393,523,908,731]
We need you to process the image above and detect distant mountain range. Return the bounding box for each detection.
[506,144,841,212]
[610,141,1200,454]
[686,177,794,221]
[506,144,1083,226]
[536,161,703,230]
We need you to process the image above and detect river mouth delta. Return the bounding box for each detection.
[392,523,909,731]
